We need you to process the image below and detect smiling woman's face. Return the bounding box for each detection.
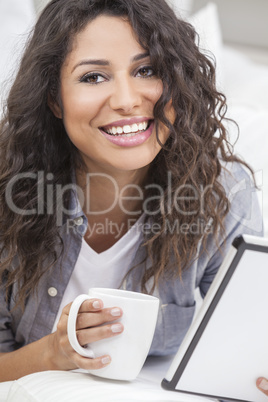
[50,15,169,174]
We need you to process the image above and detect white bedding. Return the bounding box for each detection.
[2,355,215,402]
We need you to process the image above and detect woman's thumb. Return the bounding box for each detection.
[257,377,268,395]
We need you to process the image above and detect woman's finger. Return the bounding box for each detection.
[62,298,104,315]
[76,322,124,346]
[78,299,104,313]
[256,377,268,394]
[76,307,122,329]
[73,354,112,371]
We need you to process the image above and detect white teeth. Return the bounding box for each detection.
[139,122,146,131]
[123,125,131,134]
[104,121,150,136]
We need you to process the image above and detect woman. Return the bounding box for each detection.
[0,0,266,393]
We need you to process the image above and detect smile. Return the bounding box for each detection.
[101,120,151,137]
[99,119,154,147]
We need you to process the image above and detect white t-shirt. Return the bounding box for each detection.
[52,215,144,332]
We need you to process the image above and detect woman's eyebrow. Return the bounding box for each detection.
[71,52,150,73]
[131,52,150,62]
[72,59,109,72]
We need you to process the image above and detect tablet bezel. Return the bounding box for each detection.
[162,234,268,402]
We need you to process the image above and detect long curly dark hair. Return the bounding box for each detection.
[0,0,250,306]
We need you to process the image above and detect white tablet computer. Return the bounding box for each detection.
[162,234,268,402]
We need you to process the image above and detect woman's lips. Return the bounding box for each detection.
[99,120,154,147]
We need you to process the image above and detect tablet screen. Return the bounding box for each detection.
[162,236,268,402]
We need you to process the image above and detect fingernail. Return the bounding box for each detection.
[111,323,123,333]
[101,356,111,365]
[93,300,101,309]
[111,308,121,317]
[258,378,268,391]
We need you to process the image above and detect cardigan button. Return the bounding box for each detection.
[74,216,84,226]
[48,287,58,297]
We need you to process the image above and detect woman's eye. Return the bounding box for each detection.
[136,66,155,78]
[80,73,106,84]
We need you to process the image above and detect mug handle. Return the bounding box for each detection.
[67,294,95,358]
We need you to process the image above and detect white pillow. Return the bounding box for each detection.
[223,46,268,111]
[185,4,268,235]
[223,46,268,236]
[167,0,194,19]
[188,2,224,89]
[0,0,36,110]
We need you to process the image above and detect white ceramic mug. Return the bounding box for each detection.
[67,288,159,381]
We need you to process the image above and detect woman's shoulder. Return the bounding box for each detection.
[219,160,263,237]
[219,160,254,190]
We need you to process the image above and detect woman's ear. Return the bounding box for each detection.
[47,93,63,119]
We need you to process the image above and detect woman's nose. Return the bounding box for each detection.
[109,76,142,113]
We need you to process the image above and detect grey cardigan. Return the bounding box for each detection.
[0,162,263,355]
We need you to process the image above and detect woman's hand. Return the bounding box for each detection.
[257,377,268,395]
[48,298,124,371]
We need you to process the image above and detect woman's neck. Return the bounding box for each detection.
[75,164,148,252]
[76,164,149,217]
